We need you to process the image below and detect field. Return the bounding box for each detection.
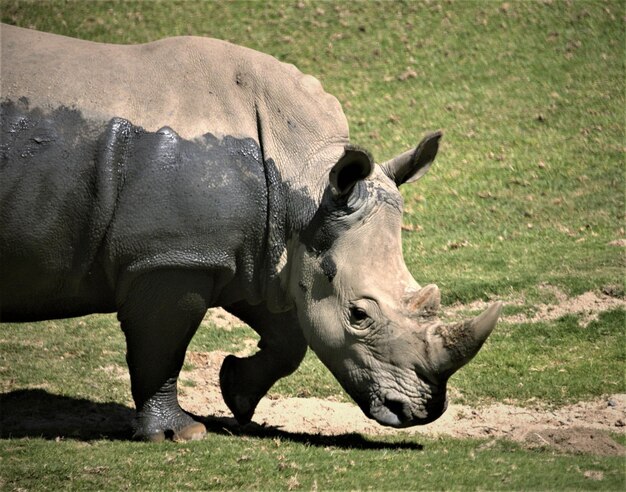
[1,0,624,490]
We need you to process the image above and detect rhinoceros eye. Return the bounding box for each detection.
[349,306,369,327]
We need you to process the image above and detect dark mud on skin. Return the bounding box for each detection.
[0,98,306,318]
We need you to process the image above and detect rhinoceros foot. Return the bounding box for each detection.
[132,382,207,442]
[219,354,263,425]
[133,416,207,442]
[135,421,206,442]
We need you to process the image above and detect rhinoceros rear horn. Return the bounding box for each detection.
[329,146,374,197]
[381,131,442,186]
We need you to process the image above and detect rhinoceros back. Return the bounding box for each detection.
[0,23,349,180]
[0,100,122,320]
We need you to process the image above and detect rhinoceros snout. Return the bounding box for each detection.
[369,391,448,428]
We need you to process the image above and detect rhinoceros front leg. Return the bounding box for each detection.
[117,270,213,441]
[219,303,307,425]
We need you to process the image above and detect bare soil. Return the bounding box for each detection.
[443,285,625,326]
[180,351,626,456]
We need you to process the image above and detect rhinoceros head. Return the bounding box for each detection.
[289,132,501,427]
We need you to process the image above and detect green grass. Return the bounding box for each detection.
[0,316,129,403]
[1,0,624,490]
[2,435,624,491]
[452,309,626,406]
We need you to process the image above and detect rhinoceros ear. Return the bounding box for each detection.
[381,131,442,186]
[329,146,374,197]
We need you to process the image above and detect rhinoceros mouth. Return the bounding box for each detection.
[369,393,448,428]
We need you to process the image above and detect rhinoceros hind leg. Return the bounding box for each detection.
[118,270,213,441]
[219,304,307,425]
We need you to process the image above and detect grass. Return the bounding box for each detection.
[1,0,624,490]
[1,312,624,488]
[0,315,129,403]
[2,434,625,491]
[452,309,626,405]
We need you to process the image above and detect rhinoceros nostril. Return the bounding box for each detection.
[383,397,410,422]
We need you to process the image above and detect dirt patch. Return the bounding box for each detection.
[180,351,626,455]
[444,287,625,326]
[524,427,625,456]
[504,291,625,326]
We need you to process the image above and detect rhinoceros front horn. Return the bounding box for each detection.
[433,302,502,376]
[470,302,502,346]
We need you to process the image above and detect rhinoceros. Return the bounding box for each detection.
[0,24,501,441]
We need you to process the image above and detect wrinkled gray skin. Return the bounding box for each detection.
[0,25,501,441]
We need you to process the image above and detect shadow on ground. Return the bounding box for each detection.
[0,390,423,450]
[0,389,134,441]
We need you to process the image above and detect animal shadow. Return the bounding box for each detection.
[201,415,424,450]
[0,389,134,440]
[0,390,423,450]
